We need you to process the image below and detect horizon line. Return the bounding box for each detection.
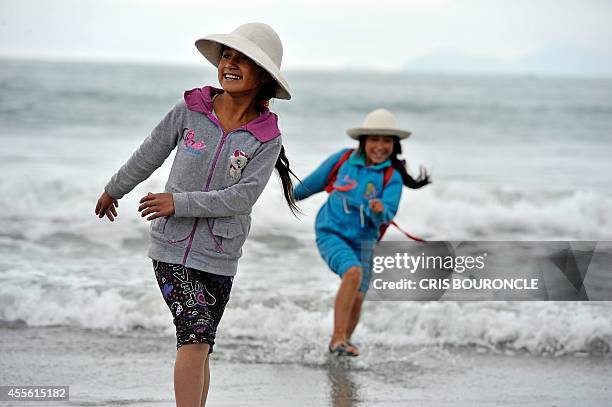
[1,53,611,80]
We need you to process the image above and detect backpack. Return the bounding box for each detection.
[324,148,425,242]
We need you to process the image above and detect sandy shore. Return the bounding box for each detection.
[0,326,610,406]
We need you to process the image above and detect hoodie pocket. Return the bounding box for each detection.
[152,216,194,248]
[211,217,245,254]
[151,217,169,234]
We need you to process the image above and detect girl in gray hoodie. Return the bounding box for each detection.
[94,23,296,406]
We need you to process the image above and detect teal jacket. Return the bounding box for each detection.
[294,149,403,243]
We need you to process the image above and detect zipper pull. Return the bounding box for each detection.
[343,198,350,214]
[359,204,365,227]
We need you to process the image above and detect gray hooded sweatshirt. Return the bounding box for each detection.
[105,86,282,276]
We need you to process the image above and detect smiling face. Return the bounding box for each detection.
[363,135,395,166]
[217,47,271,96]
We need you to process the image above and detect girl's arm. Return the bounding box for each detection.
[368,170,403,228]
[292,149,350,201]
[104,101,184,199]
[172,138,282,218]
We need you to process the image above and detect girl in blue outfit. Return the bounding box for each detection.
[294,109,430,356]
[95,23,297,406]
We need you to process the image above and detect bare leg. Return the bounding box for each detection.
[174,343,209,407]
[331,266,361,354]
[346,292,365,341]
[200,356,210,407]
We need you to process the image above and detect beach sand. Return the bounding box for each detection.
[1,326,610,406]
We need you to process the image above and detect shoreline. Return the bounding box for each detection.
[1,326,610,406]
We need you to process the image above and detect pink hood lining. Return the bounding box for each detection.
[184,86,281,143]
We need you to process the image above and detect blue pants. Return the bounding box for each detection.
[316,231,374,293]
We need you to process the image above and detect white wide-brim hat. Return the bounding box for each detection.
[195,22,292,100]
[347,108,411,140]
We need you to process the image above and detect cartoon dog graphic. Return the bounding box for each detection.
[229,150,250,182]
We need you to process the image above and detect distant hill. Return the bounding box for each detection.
[405,47,612,77]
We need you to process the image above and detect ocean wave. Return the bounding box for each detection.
[250,182,612,242]
[1,60,611,367]
[1,269,610,363]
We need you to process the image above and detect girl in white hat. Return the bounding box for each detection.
[294,109,430,356]
[95,23,296,406]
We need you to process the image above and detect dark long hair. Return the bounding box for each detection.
[219,45,300,214]
[220,45,300,215]
[357,136,431,189]
[256,82,301,215]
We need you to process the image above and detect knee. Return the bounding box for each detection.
[343,266,362,285]
[178,342,210,356]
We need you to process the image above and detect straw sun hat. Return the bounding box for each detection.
[195,22,292,100]
[347,109,412,140]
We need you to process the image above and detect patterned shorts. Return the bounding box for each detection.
[153,260,233,353]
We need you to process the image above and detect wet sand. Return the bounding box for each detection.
[0,326,610,406]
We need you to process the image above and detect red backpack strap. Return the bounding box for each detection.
[377,166,395,240]
[378,223,390,241]
[382,166,395,188]
[324,149,354,193]
[376,165,427,242]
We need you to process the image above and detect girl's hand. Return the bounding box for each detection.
[95,191,119,222]
[138,192,175,220]
[369,199,384,213]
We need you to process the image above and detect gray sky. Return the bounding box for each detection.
[1,0,612,73]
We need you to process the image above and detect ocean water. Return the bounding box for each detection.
[1,58,612,370]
